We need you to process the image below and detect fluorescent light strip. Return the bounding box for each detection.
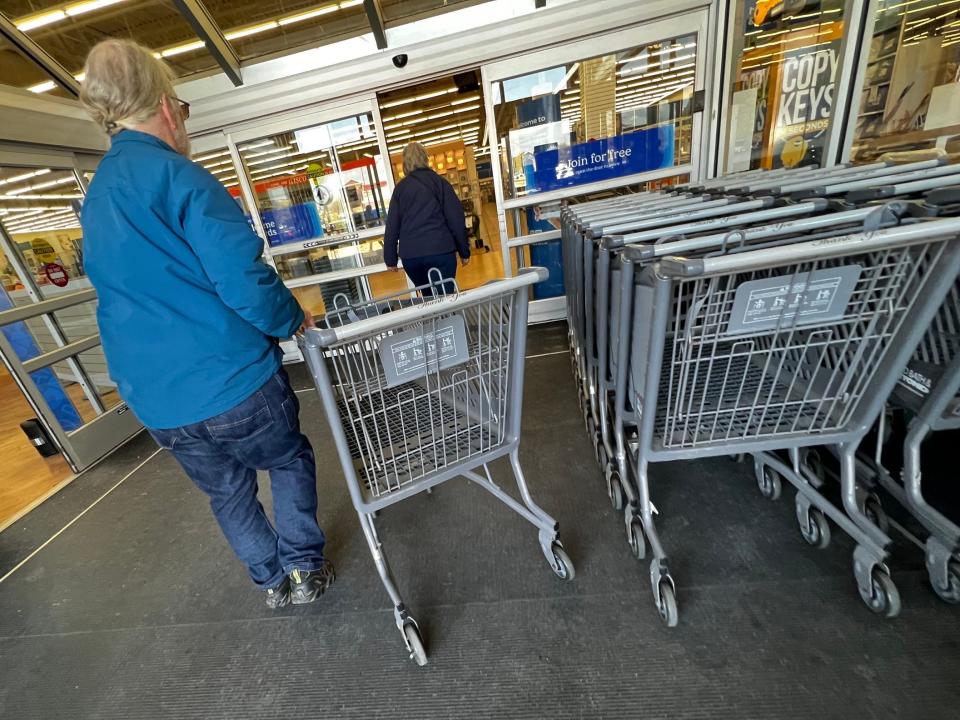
[0,169,51,186]
[194,149,231,162]
[28,81,57,93]
[1,193,82,200]
[225,21,279,41]
[386,118,480,139]
[384,103,480,130]
[617,41,697,65]
[278,3,338,25]
[3,176,75,195]
[380,88,458,110]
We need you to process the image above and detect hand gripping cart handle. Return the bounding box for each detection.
[299,267,574,666]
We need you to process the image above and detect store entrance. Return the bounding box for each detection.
[371,70,503,296]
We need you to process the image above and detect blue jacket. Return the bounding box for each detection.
[383,168,470,266]
[82,130,303,429]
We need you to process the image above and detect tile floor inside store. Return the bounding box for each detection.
[0,324,957,719]
[0,369,72,530]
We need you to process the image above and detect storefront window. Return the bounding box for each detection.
[851,0,960,162]
[0,168,86,299]
[725,0,846,172]
[492,35,697,200]
[232,112,391,315]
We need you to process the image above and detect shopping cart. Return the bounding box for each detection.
[617,219,960,625]
[300,268,573,666]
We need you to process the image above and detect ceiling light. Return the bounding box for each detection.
[0,193,82,200]
[339,0,363,7]
[239,140,277,151]
[0,169,51,186]
[194,149,231,162]
[65,0,127,17]
[225,21,279,40]
[278,4,339,25]
[15,10,66,32]
[28,81,57,94]
[161,40,206,58]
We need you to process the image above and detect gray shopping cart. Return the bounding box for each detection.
[300,268,573,666]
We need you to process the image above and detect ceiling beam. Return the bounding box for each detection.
[169,0,243,87]
[362,0,388,50]
[0,11,81,98]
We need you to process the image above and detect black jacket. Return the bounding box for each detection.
[383,168,470,266]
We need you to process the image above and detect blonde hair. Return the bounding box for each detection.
[402,142,430,175]
[80,39,176,135]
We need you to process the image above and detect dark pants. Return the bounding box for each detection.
[403,252,458,296]
[148,369,326,589]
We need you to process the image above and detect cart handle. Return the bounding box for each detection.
[653,216,960,278]
[304,267,549,347]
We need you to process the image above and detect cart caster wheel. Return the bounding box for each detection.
[402,622,428,666]
[628,518,646,560]
[862,493,890,534]
[803,449,825,484]
[607,468,624,511]
[931,561,960,604]
[657,581,678,628]
[757,466,782,501]
[799,506,831,549]
[595,438,608,468]
[861,568,901,618]
[549,542,575,581]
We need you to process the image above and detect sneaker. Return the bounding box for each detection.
[289,562,336,605]
[265,576,291,609]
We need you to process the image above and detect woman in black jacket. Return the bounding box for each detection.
[384,142,470,294]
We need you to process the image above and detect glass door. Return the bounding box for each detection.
[480,9,711,322]
[0,155,142,473]
[224,97,395,340]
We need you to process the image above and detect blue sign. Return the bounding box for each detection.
[528,125,675,194]
[0,286,82,431]
[261,203,323,246]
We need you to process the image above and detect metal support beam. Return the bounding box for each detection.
[170,0,243,87]
[363,0,388,50]
[0,11,81,98]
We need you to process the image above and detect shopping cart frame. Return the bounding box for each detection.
[300,267,574,665]
[617,221,960,625]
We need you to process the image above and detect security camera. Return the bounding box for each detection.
[392,54,408,69]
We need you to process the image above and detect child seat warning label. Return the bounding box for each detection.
[380,314,469,387]
[726,265,862,335]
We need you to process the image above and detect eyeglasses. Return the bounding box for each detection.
[165,95,191,121]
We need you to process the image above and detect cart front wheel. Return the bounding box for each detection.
[932,561,960,604]
[657,581,678,628]
[863,493,890,534]
[607,467,624,511]
[862,568,901,618]
[800,506,831,549]
[550,542,575,581]
[628,518,646,561]
[403,622,428,667]
[758,467,782,501]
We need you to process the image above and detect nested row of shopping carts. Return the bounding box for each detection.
[561,157,960,626]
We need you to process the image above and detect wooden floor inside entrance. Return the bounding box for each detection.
[0,367,73,530]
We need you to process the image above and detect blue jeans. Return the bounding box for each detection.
[403,252,458,296]
[148,369,326,589]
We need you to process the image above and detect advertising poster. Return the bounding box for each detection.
[771,39,841,169]
[514,125,675,195]
[727,87,758,173]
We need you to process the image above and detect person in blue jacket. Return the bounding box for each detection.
[79,39,333,609]
[384,142,470,294]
